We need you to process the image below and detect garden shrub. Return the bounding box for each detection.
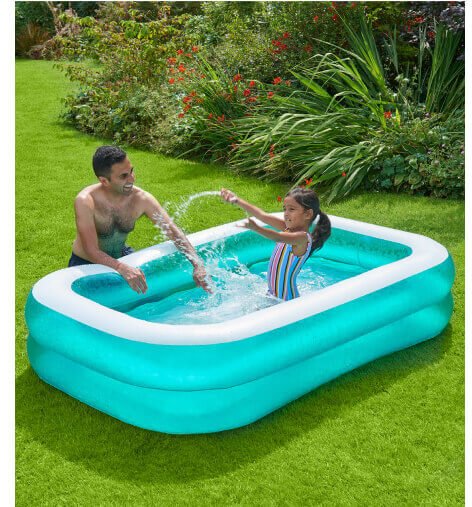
[365,112,464,198]
[37,1,464,200]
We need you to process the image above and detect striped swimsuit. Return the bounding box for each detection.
[267,232,313,301]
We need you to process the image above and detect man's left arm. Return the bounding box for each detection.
[142,191,212,293]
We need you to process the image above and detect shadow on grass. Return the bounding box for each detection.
[16,325,452,485]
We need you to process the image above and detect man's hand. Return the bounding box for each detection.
[117,263,148,294]
[193,264,212,293]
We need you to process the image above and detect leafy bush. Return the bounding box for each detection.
[15,22,51,58]
[365,112,464,198]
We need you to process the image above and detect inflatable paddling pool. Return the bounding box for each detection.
[25,214,455,434]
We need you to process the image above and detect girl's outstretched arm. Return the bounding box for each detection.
[221,188,286,230]
[240,218,308,250]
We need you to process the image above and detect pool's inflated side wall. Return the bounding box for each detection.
[25,215,455,434]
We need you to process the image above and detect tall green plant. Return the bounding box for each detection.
[425,23,464,114]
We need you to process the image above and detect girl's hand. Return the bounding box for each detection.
[221,188,239,205]
[237,218,259,231]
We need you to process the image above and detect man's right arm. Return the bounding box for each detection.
[74,196,147,294]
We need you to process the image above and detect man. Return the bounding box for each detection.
[69,145,211,294]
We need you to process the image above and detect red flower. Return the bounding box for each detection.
[283,32,290,39]
[190,90,197,97]
[246,97,257,103]
[249,80,256,87]
[332,14,339,22]
[273,77,282,85]
[277,196,282,202]
[217,114,225,122]
[178,113,185,118]
[178,65,186,73]
[167,57,177,65]
[183,104,191,112]
[428,31,435,39]
[279,43,288,50]
[342,171,347,177]
[267,91,275,99]
[233,74,242,82]
[384,111,392,119]
[168,78,175,84]
[183,96,192,104]
[208,113,213,119]
[185,53,192,58]
[177,49,184,55]
[178,77,184,81]
[192,45,199,52]
[305,178,313,186]
[168,68,175,74]
[200,74,206,79]
[313,15,319,22]
[243,88,251,97]
[414,16,425,23]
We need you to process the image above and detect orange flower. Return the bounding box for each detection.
[277,196,282,202]
[192,45,199,52]
[167,57,177,65]
[168,78,175,84]
[178,65,186,73]
[190,90,197,96]
[178,77,184,81]
[384,111,392,119]
[305,178,313,186]
[243,89,251,97]
[342,171,347,177]
[273,77,282,85]
[249,80,256,87]
[177,49,184,55]
[267,91,275,99]
[183,104,191,112]
[208,113,213,119]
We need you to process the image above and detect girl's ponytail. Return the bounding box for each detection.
[310,210,331,255]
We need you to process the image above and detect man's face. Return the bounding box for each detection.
[103,157,135,195]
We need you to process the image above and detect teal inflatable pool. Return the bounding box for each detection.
[25,214,455,433]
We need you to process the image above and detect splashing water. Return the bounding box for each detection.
[129,190,366,325]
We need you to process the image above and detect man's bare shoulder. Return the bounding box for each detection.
[132,186,159,204]
[75,184,101,208]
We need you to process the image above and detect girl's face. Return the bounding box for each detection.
[283,195,313,230]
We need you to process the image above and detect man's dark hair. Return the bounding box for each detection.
[92,145,127,179]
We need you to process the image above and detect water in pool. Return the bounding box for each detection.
[125,191,366,325]
[126,247,366,325]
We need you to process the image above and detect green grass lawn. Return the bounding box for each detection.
[16,59,464,505]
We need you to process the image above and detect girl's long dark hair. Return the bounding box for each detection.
[286,187,331,256]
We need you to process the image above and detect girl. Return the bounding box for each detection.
[221,187,331,301]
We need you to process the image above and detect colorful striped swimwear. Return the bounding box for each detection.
[267,232,313,301]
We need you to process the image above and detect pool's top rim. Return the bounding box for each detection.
[31,214,450,345]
